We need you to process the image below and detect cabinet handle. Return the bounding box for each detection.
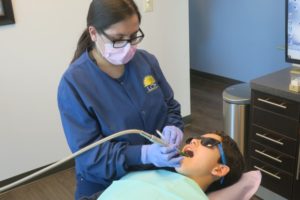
[255,149,282,163]
[254,165,281,180]
[297,144,300,181]
[256,132,284,146]
[257,98,287,109]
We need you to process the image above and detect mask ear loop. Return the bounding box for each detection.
[217,143,227,184]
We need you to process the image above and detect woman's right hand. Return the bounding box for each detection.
[141,144,183,168]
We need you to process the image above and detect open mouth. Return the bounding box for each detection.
[183,150,194,157]
[181,145,194,157]
[181,146,194,158]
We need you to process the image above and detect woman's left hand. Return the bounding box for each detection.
[162,126,183,147]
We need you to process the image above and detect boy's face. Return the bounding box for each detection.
[175,133,223,179]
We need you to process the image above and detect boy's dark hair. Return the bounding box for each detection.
[206,131,246,193]
[71,0,141,63]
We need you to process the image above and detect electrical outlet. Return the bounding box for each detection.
[144,0,153,12]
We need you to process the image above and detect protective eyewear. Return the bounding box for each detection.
[100,28,145,48]
[186,136,227,184]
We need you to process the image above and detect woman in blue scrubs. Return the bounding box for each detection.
[57,0,184,199]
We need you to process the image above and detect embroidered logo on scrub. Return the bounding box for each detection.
[143,75,158,93]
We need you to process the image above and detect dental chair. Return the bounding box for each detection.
[0,130,262,200]
[207,170,262,200]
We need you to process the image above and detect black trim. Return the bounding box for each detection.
[190,69,243,85]
[183,115,192,126]
[0,159,74,192]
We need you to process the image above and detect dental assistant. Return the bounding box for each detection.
[57,0,184,199]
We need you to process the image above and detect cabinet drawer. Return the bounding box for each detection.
[252,107,298,139]
[251,125,297,156]
[249,157,293,199]
[252,90,300,120]
[250,141,295,173]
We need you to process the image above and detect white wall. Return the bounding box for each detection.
[0,0,190,181]
[189,0,288,82]
[136,0,190,116]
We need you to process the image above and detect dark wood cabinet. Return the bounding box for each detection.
[248,90,300,200]
[292,143,300,200]
[293,176,300,200]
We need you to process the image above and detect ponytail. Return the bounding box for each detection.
[71,28,93,63]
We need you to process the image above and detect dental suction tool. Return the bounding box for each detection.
[155,130,189,157]
[0,129,176,193]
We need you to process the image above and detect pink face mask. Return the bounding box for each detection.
[100,43,137,65]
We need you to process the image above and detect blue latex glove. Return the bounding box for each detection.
[162,126,184,147]
[141,144,183,168]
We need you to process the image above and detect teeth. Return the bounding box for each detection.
[184,150,194,157]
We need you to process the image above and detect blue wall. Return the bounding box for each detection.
[189,0,291,82]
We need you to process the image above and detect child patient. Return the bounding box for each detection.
[98,131,245,200]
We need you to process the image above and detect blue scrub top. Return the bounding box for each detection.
[57,49,183,190]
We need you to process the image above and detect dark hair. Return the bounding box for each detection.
[71,0,141,63]
[206,131,246,193]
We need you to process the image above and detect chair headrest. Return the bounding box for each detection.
[207,170,262,200]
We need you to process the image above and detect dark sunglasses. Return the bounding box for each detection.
[185,136,227,184]
[186,136,221,147]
